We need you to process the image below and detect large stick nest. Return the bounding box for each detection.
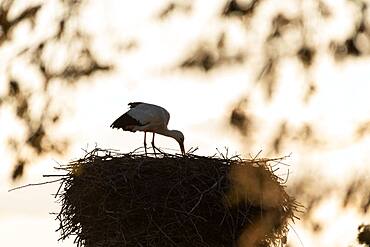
[55,148,300,247]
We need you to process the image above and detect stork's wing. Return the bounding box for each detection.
[128,103,169,128]
[110,112,144,130]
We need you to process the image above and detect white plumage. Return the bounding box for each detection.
[110,102,185,155]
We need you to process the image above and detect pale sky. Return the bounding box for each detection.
[1,0,370,246]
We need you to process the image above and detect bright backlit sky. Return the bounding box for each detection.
[1,0,370,246]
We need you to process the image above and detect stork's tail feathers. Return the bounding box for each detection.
[110,113,143,131]
[110,121,119,129]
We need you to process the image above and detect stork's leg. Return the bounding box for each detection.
[151,133,157,156]
[151,133,164,154]
[144,132,147,155]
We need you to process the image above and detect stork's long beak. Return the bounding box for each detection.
[179,141,185,156]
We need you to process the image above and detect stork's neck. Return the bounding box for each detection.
[156,128,178,139]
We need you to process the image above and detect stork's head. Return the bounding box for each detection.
[172,130,185,155]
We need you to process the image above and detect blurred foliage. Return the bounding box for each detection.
[160,0,370,244]
[158,1,191,19]
[174,0,370,99]
[229,98,253,138]
[0,0,112,180]
[223,0,261,17]
[1,0,369,244]
[180,33,245,71]
[356,120,370,140]
[288,174,370,240]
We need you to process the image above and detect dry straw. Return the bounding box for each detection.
[53,148,300,247]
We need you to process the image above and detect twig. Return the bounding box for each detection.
[288,223,305,247]
[8,178,63,192]
[43,174,68,177]
[152,221,179,247]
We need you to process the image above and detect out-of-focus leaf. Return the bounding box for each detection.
[15,97,29,119]
[257,58,277,99]
[230,108,248,133]
[26,124,46,154]
[7,138,19,150]
[10,5,41,26]
[331,35,363,60]
[117,40,138,52]
[223,0,261,17]
[158,2,191,19]
[304,82,316,102]
[358,20,366,33]
[52,114,60,123]
[312,222,322,233]
[297,124,313,142]
[61,62,112,81]
[46,139,69,155]
[342,180,361,208]
[272,122,287,153]
[180,48,216,71]
[362,196,370,214]
[318,0,331,18]
[217,33,225,50]
[8,80,20,96]
[12,160,25,180]
[56,19,65,39]
[297,46,315,67]
[0,4,41,43]
[160,3,176,19]
[0,3,12,40]
[344,38,361,56]
[270,13,292,38]
[356,121,370,139]
[257,58,273,81]
[229,99,251,137]
[329,2,368,61]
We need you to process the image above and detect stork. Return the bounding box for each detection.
[110,102,185,155]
